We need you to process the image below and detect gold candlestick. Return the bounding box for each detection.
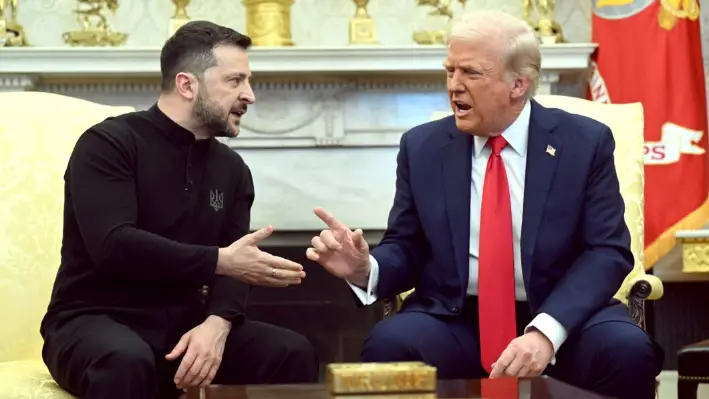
[522,0,564,44]
[349,0,378,45]
[243,0,294,47]
[169,0,191,37]
[63,0,128,47]
[412,0,466,45]
[0,0,29,47]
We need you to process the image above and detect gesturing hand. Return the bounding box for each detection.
[166,316,230,389]
[306,208,371,287]
[217,225,305,287]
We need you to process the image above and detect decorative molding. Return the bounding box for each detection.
[0,75,36,92]
[676,230,709,273]
[0,44,597,77]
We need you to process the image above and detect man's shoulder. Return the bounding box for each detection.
[82,109,153,143]
[540,104,611,146]
[402,115,456,145]
[213,140,247,166]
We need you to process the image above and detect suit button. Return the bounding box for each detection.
[451,307,460,313]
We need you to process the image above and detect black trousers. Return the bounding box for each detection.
[42,312,319,399]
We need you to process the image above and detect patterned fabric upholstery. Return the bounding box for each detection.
[0,91,134,398]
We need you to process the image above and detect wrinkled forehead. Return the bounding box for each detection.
[444,38,503,69]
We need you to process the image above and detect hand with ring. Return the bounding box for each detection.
[216,225,306,287]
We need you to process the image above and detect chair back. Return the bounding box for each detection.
[0,91,134,362]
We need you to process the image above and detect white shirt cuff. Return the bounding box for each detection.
[346,255,379,305]
[525,313,568,365]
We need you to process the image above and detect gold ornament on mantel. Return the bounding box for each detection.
[168,0,191,38]
[63,0,128,47]
[412,0,466,45]
[242,0,294,47]
[523,0,565,44]
[349,0,378,45]
[0,0,29,47]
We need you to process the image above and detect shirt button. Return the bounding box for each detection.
[451,307,460,313]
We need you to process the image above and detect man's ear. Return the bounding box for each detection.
[175,72,197,100]
[510,76,530,100]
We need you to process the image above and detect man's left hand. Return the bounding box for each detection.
[489,330,553,378]
[166,315,231,389]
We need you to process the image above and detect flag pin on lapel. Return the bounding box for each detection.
[546,145,556,156]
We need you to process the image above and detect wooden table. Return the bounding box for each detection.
[184,376,608,398]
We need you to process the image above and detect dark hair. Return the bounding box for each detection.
[160,21,252,91]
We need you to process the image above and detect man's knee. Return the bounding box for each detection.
[581,322,661,399]
[89,344,156,382]
[595,323,661,376]
[237,327,318,383]
[361,317,416,362]
[279,331,318,369]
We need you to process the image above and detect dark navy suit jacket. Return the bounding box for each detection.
[370,100,635,337]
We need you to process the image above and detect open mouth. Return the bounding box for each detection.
[453,101,472,116]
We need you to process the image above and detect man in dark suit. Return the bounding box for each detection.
[306,10,661,399]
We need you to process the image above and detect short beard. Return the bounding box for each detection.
[194,90,237,138]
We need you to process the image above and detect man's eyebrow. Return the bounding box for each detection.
[226,72,249,79]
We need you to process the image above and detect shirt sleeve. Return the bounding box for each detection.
[347,254,380,305]
[525,313,569,365]
[207,158,254,322]
[68,127,218,284]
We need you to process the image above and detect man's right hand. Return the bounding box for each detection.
[216,226,305,287]
[306,208,371,287]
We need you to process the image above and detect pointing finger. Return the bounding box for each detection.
[314,207,346,231]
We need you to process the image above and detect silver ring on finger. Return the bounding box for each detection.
[272,267,277,278]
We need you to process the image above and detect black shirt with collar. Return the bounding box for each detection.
[41,104,253,334]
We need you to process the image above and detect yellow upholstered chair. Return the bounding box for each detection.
[386,95,664,330]
[0,92,134,398]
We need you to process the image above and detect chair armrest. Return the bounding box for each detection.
[628,274,664,301]
[626,274,663,329]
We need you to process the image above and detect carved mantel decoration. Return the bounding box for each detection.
[0,44,596,231]
[676,230,709,273]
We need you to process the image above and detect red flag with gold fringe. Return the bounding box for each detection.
[588,0,709,268]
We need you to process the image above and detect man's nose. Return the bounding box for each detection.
[447,72,465,93]
[241,83,256,104]
[448,80,465,93]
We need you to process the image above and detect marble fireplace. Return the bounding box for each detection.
[0,44,595,370]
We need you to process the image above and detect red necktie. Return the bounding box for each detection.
[478,135,516,374]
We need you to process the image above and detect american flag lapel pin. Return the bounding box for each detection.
[546,145,556,156]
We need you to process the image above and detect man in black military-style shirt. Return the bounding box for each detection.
[40,21,319,399]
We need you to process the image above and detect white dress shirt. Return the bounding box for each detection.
[348,101,568,360]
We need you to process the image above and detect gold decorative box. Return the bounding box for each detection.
[326,362,437,395]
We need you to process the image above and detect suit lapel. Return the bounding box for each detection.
[441,120,473,288]
[521,101,560,287]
